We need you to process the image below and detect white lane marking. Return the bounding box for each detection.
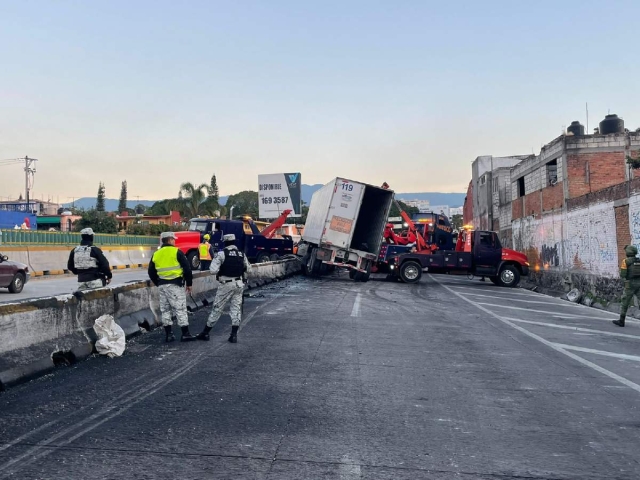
[462,292,582,307]
[339,455,362,479]
[446,285,540,297]
[552,343,640,362]
[475,302,617,320]
[431,274,640,395]
[504,317,640,340]
[351,293,361,317]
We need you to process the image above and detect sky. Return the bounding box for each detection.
[1,0,639,202]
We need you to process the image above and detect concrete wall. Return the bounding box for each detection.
[0,258,301,390]
[0,245,157,276]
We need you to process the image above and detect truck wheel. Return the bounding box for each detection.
[349,269,357,279]
[8,272,25,293]
[187,251,200,271]
[355,262,371,282]
[498,265,520,288]
[399,261,422,284]
[304,249,320,276]
[269,253,280,261]
[256,252,270,263]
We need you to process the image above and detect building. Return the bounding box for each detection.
[36,212,82,231]
[116,211,182,231]
[471,155,531,234]
[400,199,431,212]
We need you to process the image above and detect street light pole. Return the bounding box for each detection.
[229,206,235,220]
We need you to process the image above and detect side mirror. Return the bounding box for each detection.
[0,255,7,262]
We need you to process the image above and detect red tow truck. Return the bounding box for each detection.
[390,224,529,286]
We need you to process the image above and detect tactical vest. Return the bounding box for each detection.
[626,257,640,278]
[199,243,212,260]
[73,246,98,270]
[152,246,183,280]
[219,247,245,278]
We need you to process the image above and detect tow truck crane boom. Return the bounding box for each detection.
[259,209,293,239]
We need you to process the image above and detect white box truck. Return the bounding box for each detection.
[297,178,394,282]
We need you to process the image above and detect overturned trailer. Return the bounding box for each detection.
[297,178,394,282]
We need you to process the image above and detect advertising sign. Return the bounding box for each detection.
[258,173,302,219]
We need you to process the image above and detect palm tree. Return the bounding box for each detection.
[180,182,209,219]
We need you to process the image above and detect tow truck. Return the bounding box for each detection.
[174,209,294,269]
[390,224,529,286]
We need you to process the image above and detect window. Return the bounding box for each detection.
[479,174,486,185]
[546,159,558,186]
[517,177,525,198]
[493,178,499,193]
[478,232,494,247]
[188,221,208,232]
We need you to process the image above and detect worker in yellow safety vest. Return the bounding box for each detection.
[148,232,195,342]
[199,234,214,271]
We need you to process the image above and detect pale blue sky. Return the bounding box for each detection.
[1,0,638,201]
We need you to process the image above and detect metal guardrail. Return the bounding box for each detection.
[0,229,159,246]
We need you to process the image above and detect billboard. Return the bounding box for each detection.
[258,173,302,219]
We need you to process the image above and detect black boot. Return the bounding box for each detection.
[180,326,196,342]
[164,325,175,343]
[196,326,212,341]
[228,325,239,343]
[613,316,626,327]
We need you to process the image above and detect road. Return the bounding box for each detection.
[1,273,640,479]
[0,269,151,304]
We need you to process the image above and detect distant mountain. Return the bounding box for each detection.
[62,198,156,211]
[297,184,465,207]
[395,192,466,207]
[63,187,465,212]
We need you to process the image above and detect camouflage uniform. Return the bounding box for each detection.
[158,283,190,327]
[614,245,640,327]
[197,239,251,343]
[78,279,104,291]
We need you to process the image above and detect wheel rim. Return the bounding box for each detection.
[404,264,419,280]
[501,269,515,285]
[14,277,23,290]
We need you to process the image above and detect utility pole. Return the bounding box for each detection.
[22,156,37,212]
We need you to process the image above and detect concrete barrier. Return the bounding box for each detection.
[0,258,301,391]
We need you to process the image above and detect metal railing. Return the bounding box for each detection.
[0,229,159,246]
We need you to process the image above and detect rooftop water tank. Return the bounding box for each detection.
[599,114,624,135]
[567,121,585,136]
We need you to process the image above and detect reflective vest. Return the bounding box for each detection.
[219,247,245,278]
[73,246,98,270]
[152,246,183,280]
[199,243,212,260]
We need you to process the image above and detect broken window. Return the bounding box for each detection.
[546,159,558,186]
[517,177,525,198]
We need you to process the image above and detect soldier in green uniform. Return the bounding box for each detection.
[614,245,640,327]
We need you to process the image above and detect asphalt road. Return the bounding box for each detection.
[0,269,151,304]
[1,273,640,479]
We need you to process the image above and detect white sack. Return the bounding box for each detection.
[94,314,126,357]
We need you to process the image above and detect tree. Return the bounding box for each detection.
[73,209,118,234]
[389,200,419,218]
[201,174,220,216]
[118,181,128,213]
[147,198,182,216]
[451,214,463,230]
[225,190,259,219]
[96,182,106,212]
[180,182,209,219]
[134,203,147,215]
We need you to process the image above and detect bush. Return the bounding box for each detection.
[125,223,186,236]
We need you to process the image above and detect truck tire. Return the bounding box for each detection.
[349,269,357,279]
[269,253,280,261]
[498,264,520,288]
[256,252,270,263]
[186,251,200,271]
[354,262,371,282]
[303,249,321,277]
[8,272,25,293]
[399,261,422,284]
